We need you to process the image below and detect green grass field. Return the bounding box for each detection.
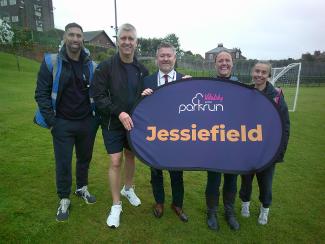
[0,52,324,243]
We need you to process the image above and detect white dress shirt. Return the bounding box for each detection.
[157,70,176,87]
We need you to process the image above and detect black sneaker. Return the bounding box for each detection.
[56,198,70,222]
[75,186,96,204]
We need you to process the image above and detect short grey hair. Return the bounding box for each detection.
[117,23,137,40]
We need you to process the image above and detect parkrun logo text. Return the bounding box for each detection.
[146,124,263,142]
[178,93,224,114]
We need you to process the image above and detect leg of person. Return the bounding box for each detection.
[170,170,188,222]
[106,152,123,228]
[120,148,141,206]
[223,174,240,230]
[151,168,164,218]
[257,164,275,225]
[51,118,74,222]
[102,128,123,228]
[205,171,221,231]
[239,174,255,217]
[74,116,97,204]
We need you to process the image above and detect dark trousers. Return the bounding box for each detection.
[51,116,98,199]
[239,164,275,208]
[150,168,184,208]
[205,171,238,207]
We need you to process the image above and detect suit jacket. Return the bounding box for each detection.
[143,71,183,90]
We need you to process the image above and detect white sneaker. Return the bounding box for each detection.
[107,203,122,228]
[120,185,141,207]
[241,201,250,217]
[258,206,269,225]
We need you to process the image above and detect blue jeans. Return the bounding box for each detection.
[239,164,275,208]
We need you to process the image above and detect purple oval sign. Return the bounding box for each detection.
[128,78,283,174]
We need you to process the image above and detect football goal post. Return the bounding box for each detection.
[271,62,301,112]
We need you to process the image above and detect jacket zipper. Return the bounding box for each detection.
[107,87,112,131]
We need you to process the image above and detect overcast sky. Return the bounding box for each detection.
[53,0,324,60]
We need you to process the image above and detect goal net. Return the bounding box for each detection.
[270,63,301,112]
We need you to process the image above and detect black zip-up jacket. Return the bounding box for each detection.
[34,45,93,127]
[91,53,148,130]
[261,81,290,163]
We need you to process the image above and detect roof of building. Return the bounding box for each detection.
[206,43,236,54]
[83,31,103,41]
[83,30,115,47]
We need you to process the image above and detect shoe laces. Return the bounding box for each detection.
[242,205,249,212]
[259,212,268,223]
[59,199,70,213]
[79,186,90,198]
[123,185,135,196]
[259,208,269,221]
[110,204,122,217]
[260,207,269,214]
[127,187,135,195]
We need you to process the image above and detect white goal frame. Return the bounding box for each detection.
[271,62,302,112]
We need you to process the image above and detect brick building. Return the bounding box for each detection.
[205,43,246,61]
[0,0,54,32]
[84,30,115,49]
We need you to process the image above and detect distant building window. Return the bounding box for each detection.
[34,10,41,17]
[3,16,10,22]
[9,0,16,5]
[235,52,239,59]
[34,4,42,11]
[0,0,8,6]
[11,15,18,22]
[36,19,43,31]
[209,54,213,60]
[36,20,43,26]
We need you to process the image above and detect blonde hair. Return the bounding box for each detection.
[214,50,233,63]
[156,42,176,56]
[254,60,272,78]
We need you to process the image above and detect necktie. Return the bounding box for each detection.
[163,74,169,84]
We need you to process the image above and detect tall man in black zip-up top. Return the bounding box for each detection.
[35,23,98,222]
[91,23,148,228]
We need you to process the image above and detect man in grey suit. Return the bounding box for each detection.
[142,42,189,222]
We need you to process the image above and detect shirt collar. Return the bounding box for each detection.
[159,69,175,79]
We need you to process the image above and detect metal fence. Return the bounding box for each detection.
[176,58,325,85]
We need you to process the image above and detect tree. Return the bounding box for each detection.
[7,26,33,71]
[163,33,181,55]
[11,26,32,48]
[301,53,315,62]
[0,19,14,44]
[179,50,204,62]
[137,33,182,57]
[137,37,161,56]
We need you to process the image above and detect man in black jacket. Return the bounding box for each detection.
[91,23,148,228]
[35,23,98,222]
